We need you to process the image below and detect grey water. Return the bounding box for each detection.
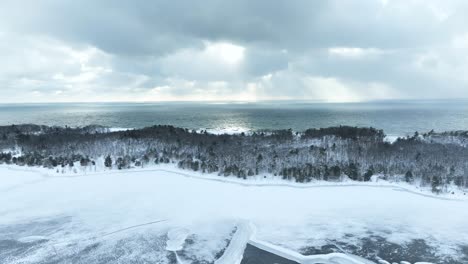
[241,239,468,264]
[1,100,468,136]
[241,244,299,264]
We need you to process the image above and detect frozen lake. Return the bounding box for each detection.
[1,165,468,263]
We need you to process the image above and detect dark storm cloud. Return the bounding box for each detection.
[0,0,468,102]
[1,0,457,54]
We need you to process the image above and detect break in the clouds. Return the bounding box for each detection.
[1,0,468,102]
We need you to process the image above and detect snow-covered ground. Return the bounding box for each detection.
[1,165,468,264]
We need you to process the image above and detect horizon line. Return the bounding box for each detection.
[2,98,468,105]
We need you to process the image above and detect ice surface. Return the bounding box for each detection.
[108,127,132,132]
[1,164,467,263]
[384,135,400,143]
[166,228,190,251]
[215,221,252,264]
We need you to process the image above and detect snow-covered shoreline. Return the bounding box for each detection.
[2,163,466,200]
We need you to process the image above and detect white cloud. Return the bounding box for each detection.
[158,41,246,82]
[452,33,468,49]
[328,47,386,59]
[232,69,400,102]
[380,0,389,6]
[205,42,245,65]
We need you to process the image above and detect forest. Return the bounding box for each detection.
[1,124,468,193]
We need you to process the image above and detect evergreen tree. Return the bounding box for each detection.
[347,163,359,181]
[363,167,373,182]
[431,176,442,194]
[105,155,112,168]
[405,171,414,183]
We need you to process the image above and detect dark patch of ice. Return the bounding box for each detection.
[0,216,72,240]
[301,235,468,264]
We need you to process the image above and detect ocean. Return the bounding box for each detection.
[1,100,468,137]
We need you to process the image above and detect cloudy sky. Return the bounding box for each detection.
[1,0,468,103]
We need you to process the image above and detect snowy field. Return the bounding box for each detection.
[1,165,468,264]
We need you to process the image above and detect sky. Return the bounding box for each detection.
[1,0,468,103]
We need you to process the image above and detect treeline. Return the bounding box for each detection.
[1,124,468,193]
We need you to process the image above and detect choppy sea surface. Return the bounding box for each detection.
[1,100,468,136]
